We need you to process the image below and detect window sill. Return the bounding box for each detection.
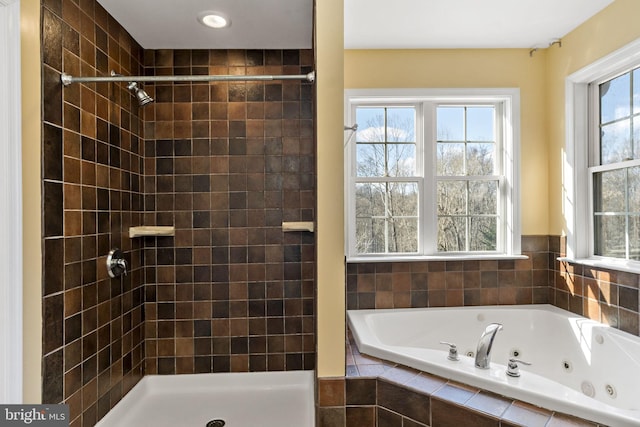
[557,257,640,275]
[347,254,529,263]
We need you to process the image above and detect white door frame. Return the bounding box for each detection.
[0,0,23,403]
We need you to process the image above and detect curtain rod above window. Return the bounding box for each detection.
[60,70,315,86]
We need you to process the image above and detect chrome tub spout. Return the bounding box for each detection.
[475,323,503,369]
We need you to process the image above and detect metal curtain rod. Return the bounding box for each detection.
[61,71,315,86]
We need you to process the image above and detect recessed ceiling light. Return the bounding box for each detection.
[198,12,230,29]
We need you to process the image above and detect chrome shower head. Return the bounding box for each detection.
[127,81,154,107]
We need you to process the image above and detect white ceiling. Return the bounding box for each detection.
[97,0,614,50]
[345,0,614,49]
[96,0,314,49]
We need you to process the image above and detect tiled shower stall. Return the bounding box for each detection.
[41,0,315,424]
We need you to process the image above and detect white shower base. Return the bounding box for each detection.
[95,370,315,427]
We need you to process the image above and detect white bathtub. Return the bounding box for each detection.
[95,371,315,427]
[347,304,640,427]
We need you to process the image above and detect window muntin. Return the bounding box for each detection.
[345,91,519,260]
[590,66,640,262]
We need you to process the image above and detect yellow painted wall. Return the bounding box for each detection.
[316,0,346,377]
[345,48,549,235]
[21,0,42,403]
[546,0,640,234]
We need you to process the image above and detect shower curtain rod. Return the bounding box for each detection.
[61,71,315,86]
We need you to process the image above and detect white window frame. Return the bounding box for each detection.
[564,37,640,273]
[345,88,521,262]
[0,0,23,403]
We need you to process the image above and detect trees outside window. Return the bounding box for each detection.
[345,89,520,260]
[591,68,640,261]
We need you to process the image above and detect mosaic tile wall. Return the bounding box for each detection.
[41,0,146,425]
[140,48,316,375]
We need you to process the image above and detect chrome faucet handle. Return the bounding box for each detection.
[439,341,460,361]
[107,249,128,278]
[506,358,532,377]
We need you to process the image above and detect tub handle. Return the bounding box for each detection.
[439,341,460,361]
[506,358,532,377]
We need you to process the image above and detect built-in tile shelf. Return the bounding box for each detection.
[128,226,175,238]
[282,221,315,232]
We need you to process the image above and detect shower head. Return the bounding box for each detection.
[127,81,154,107]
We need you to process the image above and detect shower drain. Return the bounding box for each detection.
[206,420,226,427]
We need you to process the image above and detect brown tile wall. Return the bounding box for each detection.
[141,49,316,374]
[42,0,146,426]
[550,236,640,336]
[347,236,551,310]
[333,235,640,426]
[347,235,640,339]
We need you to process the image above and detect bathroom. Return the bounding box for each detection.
[2,0,640,426]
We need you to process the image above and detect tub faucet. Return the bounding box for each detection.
[475,323,503,369]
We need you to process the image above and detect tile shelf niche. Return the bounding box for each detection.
[128,226,175,238]
[282,221,315,232]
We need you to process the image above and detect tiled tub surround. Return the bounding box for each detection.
[327,235,640,426]
[42,0,146,425]
[346,236,640,338]
[316,332,604,427]
[141,48,316,375]
[347,305,640,426]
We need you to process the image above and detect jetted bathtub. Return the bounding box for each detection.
[347,304,640,426]
[95,371,315,427]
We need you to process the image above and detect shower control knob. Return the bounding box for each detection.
[439,341,460,361]
[107,249,128,278]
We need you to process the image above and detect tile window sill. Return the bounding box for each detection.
[558,257,640,275]
[348,254,529,263]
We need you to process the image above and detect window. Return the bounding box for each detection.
[565,38,640,272]
[353,106,419,254]
[345,89,521,260]
[591,68,640,261]
[436,105,500,252]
